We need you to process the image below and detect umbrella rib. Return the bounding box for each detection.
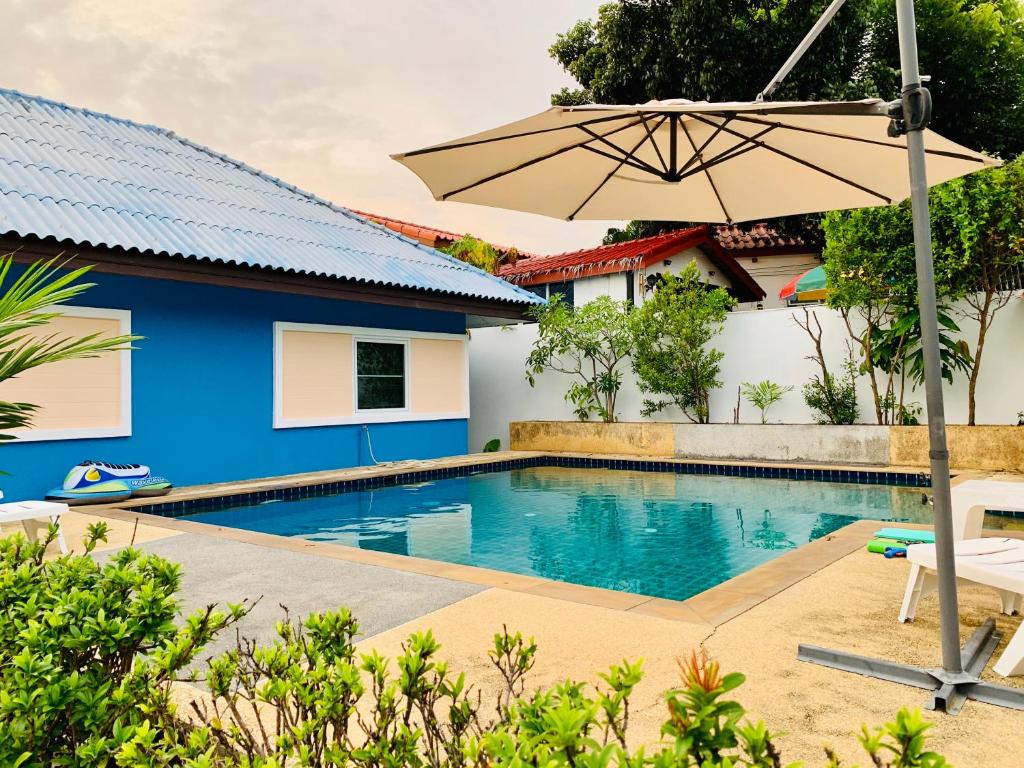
[688,113,893,204]
[577,125,664,175]
[638,113,669,173]
[677,117,733,176]
[580,144,663,175]
[400,111,658,158]
[678,118,731,224]
[722,114,991,163]
[568,116,670,221]
[437,116,651,200]
[676,126,777,182]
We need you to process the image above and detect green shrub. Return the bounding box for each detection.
[631,264,735,424]
[0,525,249,767]
[741,380,794,424]
[1,529,950,767]
[803,353,860,425]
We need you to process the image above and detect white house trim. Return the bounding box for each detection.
[272,321,470,429]
[6,305,133,443]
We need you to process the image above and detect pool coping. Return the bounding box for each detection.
[80,451,956,628]
[109,450,934,518]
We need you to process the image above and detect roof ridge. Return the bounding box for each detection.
[0,87,168,134]
[521,225,707,263]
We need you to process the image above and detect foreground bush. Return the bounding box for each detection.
[1,528,950,767]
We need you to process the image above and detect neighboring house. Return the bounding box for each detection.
[351,214,820,310]
[713,223,823,309]
[498,226,766,307]
[0,88,540,500]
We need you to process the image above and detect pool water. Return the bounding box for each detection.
[185,467,938,601]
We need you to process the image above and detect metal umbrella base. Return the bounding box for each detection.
[798,618,1024,714]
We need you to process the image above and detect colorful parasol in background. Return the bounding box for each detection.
[778,264,828,303]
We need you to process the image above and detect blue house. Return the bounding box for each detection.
[0,88,540,501]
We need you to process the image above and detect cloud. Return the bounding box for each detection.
[4,0,617,252]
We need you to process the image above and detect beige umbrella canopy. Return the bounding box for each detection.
[392,99,996,223]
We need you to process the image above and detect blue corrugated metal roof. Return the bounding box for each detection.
[0,88,541,307]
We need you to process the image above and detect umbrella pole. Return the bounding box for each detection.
[895,0,963,677]
[798,0,1024,713]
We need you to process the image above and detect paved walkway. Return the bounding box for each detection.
[108,533,483,659]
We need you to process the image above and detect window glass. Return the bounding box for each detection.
[356,341,405,409]
[547,280,575,306]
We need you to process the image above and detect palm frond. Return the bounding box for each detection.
[0,400,39,442]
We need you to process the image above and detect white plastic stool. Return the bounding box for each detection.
[0,499,69,553]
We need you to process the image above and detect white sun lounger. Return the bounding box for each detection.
[952,479,1024,540]
[0,499,69,553]
[899,537,1024,676]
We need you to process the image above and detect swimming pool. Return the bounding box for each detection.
[181,466,933,601]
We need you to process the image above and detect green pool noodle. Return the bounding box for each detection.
[867,538,903,554]
[874,527,936,544]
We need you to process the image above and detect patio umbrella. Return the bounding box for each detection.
[779,265,828,303]
[392,99,994,223]
[394,0,1021,713]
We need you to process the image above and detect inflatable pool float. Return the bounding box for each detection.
[46,480,132,505]
[46,460,172,504]
[873,527,935,544]
[63,460,150,488]
[866,537,903,554]
[125,475,172,497]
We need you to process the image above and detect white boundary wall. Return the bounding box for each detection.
[468,299,1024,453]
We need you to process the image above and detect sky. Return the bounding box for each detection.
[5,0,619,254]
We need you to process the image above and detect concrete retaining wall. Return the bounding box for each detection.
[510,420,1024,471]
[673,424,890,465]
[509,421,674,457]
[891,425,1024,472]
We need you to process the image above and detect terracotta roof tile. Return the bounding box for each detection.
[499,226,764,302]
[713,223,811,251]
[499,227,706,279]
[350,210,526,256]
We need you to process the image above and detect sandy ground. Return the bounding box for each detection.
[359,549,1024,767]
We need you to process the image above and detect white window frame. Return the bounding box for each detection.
[7,305,132,442]
[273,322,469,429]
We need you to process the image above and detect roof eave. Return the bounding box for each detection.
[0,233,540,321]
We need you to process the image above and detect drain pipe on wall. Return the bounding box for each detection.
[362,424,380,465]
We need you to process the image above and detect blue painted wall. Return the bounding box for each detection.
[0,268,468,501]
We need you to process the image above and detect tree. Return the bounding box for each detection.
[631,263,735,423]
[525,295,633,422]
[794,308,861,425]
[824,158,1024,425]
[821,207,971,424]
[603,220,678,245]
[858,0,1024,159]
[549,1,871,107]
[0,256,138,440]
[443,234,508,274]
[931,157,1024,424]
